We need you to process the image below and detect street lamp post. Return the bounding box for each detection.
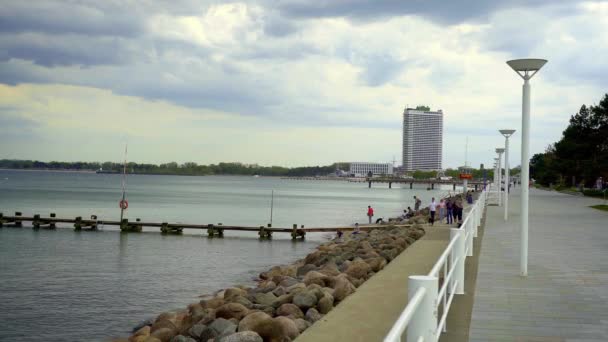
[500,130,516,221]
[496,148,505,206]
[507,58,547,277]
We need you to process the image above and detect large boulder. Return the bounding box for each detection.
[253,292,277,306]
[131,326,151,340]
[150,320,177,335]
[187,324,206,340]
[169,336,196,342]
[317,262,340,277]
[303,271,329,287]
[273,316,300,340]
[199,318,237,341]
[296,264,317,277]
[285,283,306,294]
[333,275,356,302]
[256,281,276,293]
[278,277,300,288]
[276,303,304,319]
[217,331,263,342]
[317,295,334,314]
[270,294,293,308]
[228,295,253,309]
[271,286,286,297]
[365,257,387,273]
[293,318,310,333]
[345,259,372,280]
[305,308,322,323]
[238,311,273,332]
[215,303,249,321]
[293,291,318,311]
[150,328,176,342]
[224,288,248,301]
[201,297,225,310]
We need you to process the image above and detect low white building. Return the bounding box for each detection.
[350,162,393,177]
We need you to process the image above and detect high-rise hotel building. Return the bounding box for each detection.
[402,108,443,171]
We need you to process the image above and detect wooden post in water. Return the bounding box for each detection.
[74,216,82,231]
[0,212,3,228]
[50,213,56,229]
[389,182,392,189]
[33,214,41,229]
[161,222,169,234]
[291,224,297,240]
[207,224,215,237]
[15,212,22,227]
[410,182,413,189]
[120,219,129,232]
[217,223,224,237]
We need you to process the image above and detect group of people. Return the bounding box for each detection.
[427,195,465,226]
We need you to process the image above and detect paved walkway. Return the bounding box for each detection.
[469,188,608,341]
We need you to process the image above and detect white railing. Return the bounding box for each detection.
[384,188,488,342]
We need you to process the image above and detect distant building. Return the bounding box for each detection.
[402,107,443,171]
[350,162,393,177]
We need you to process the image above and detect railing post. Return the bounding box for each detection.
[408,275,438,342]
[466,218,474,257]
[450,228,465,294]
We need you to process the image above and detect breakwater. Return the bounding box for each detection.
[120,222,427,342]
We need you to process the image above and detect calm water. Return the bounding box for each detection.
[0,170,450,341]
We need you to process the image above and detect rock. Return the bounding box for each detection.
[169,336,196,342]
[379,248,399,262]
[132,326,151,339]
[143,338,161,342]
[365,257,387,273]
[276,303,304,319]
[270,294,293,308]
[234,314,286,342]
[278,277,299,288]
[130,337,147,342]
[333,276,356,302]
[194,308,215,325]
[260,265,296,280]
[250,304,275,316]
[150,327,176,342]
[224,288,248,301]
[257,281,276,293]
[305,308,322,323]
[155,312,178,323]
[293,318,310,333]
[238,311,273,332]
[132,317,155,333]
[345,259,372,279]
[187,324,206,340]
[292,291,318,310]
[229,295,253,309]
[150,320,177,334]
[317,295,333,314]
[271,286,286,297]
[318,262,340,277]
[253,292,277,306]
[321,287,334,298]
[285,283,306,294]
[215,303,249,321]
[217,331,263,342]
[200,318,237,342]
[274,316,300,340]
[296,264,317,277]
[201,297,225,309]
[303,271,329,287]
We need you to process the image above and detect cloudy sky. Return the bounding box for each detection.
[1,0,606,168]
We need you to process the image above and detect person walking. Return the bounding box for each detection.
[429,197,437,226]
[438,198,446,223]
[446,199,454,224]
[367,205,374,224]
[454,197,463,224]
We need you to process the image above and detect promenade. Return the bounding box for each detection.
[469,188,608,341]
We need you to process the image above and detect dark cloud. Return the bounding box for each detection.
[272,0,559,24]
[0,1,144,37]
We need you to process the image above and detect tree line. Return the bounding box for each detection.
[0,159,350,177]
[530,93,608,188]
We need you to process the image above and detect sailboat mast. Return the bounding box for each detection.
[120,144,128,221]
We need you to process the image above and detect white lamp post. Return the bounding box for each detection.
[499,129,516,221]
[496,148,505,206]
[507,58,547,277]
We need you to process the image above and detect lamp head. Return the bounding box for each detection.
[507,58,547,80]
[496,148,505,154]
[499,129,516,137]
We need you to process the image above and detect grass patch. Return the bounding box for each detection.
[590,205,608,212]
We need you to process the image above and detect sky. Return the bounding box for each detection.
[0,0,607,169]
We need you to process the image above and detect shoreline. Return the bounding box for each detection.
[118,215,431,342]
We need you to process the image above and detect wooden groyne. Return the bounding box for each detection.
[365,177,487,190]
[0,212,413,240]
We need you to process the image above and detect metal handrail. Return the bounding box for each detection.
[384,188,488,342]
[383,287,428,342]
